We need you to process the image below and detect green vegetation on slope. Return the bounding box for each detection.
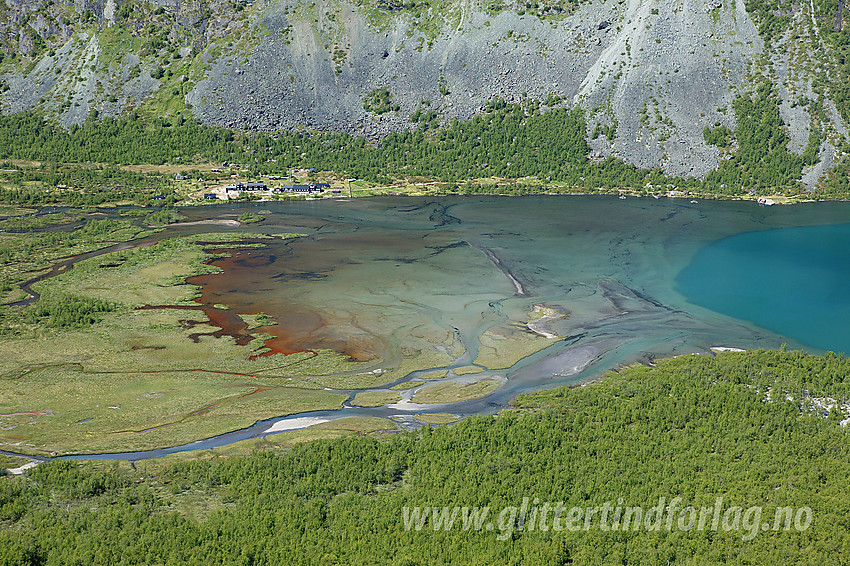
[744,0,795,44]
[814,0,850,124]
[704,82,820,193]
[362,87,400,115]
[0,88,838,201]
[1,350,849,563]
[819,154,850,196]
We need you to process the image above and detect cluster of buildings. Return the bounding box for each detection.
[198,171,342,200]
[202,181,338,200]
[222,181,332,194]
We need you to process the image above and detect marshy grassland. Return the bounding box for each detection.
[0,214,161,305]
[0,453,31,470]
[0,205,38,217]
[0,226,386,456]
[350,390,402,407]
[0,215,537,457]
[473,323,559,370]
[411,377,503,404]
[412,412,460,424]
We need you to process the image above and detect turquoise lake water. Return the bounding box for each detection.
[677,222,850,355]
[171,195,850,389]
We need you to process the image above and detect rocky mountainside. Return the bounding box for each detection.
[0,0,848,182]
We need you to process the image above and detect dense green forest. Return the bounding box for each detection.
[2,350,849,564]
[744,0,795,44]
[0,113,241,166]
[0,104,679,190]
[0,163,170,206]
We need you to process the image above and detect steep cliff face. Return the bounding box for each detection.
[0,0,847,181]
[0,0,242,125]
[0,0,232,53]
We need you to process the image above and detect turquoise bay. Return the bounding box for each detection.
[677,222,850,355]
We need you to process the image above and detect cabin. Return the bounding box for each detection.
[204,193,218,200]
[225,185,238,192]
[245,182,268,191]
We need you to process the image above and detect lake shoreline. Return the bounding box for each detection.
[186,188,834,207]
